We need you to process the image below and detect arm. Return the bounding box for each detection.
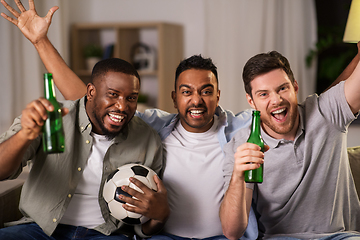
[120,175,170,236]
[0,98,68,180]
[220,143,265,240]
[344,42,360,114]
[1,0,86,100]
[325,41,360,91]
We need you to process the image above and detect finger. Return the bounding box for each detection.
[45,6,59,23]
[234,148,264,161]
[120,183,144,201]
[0,0,21,19]
[0,12,18,25]
[37,97,54,112]
[130,176,152,195]
[61,107,69,117]
[28,0,34,10]
[121,201,141,214]
[21,108,42,129]
[153,175,166,193]
[29,98,52,122]
[22,105,46,128]
[14,0,26,12]
[236,142,261,152]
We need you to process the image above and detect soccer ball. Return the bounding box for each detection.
[103,163,158,225]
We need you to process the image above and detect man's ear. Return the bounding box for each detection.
[293,80,299,94]
[87,83,96,101]
[246,93,256,109]
[171,91,177,109]
[216,90,221,106]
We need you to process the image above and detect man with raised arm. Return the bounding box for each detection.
[0,57,168,239]
[220,50,360,240]
[1,1,258,239]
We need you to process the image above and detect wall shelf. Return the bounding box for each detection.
[70,22,183,113]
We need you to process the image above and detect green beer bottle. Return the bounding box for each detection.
[245,110,264,183]
[42,73,65,153]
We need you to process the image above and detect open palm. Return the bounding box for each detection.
[0,0,58,44]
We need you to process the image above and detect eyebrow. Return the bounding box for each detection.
[108,88,139,95]
[178,83,214,90]
[254,82,290,95]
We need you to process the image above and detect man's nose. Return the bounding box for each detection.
[270,92,282,105]
[115,98,128,111]
[191,92,204,105]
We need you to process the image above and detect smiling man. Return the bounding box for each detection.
[0,58,168,240]
[220,51,360,240]
[0,1,258,238]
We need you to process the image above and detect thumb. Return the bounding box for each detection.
[45,6,59,23]
[264,144,270,152]
[61,107,69,117]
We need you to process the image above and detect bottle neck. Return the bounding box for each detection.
[44,73,56,100]
[250,111,261,136]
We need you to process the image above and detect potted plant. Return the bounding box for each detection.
[83,44,103,71]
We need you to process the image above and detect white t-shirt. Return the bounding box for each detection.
[162,116,224,238]
[60,133,112,228]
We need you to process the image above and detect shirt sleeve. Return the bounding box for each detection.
[0,115,40,179]
[318,81,358,131]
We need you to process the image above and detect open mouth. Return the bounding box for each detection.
[108,113,125,124]
[188,109,205,118]
[271,108,287,121]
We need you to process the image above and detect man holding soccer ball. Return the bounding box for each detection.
[0,33,168,240]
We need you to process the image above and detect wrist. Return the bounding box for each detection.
[34,36,51,51]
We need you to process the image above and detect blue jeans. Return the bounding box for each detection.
[0,223,131,240]
[267,232,360,240]
[146,233,229,240]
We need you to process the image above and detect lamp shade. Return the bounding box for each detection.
[343,0,360,43]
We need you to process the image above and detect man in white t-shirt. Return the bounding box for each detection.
[1,1,258,239]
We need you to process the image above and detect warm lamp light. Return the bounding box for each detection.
[343,0,360,43]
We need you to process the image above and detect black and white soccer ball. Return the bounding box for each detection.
[103,163,158,225]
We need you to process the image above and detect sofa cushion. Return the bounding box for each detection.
[348,146,360,198]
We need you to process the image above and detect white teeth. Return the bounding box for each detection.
[109,113,125,123]
[272,108,285,114]
[190,110,203,114]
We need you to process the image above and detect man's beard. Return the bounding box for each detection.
[92,109,122,140]
[262,105,298,136]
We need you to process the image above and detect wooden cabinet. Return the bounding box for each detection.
[70,22,183,113]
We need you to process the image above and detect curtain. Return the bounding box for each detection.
[0,0,69,133]
[204,0,317,113]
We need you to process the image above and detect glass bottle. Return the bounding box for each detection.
[42,73,65,153]
[244,110,264,183]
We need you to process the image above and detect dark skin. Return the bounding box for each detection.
[86,71,169,235]
[0,98,68,180]
[0,69,169,235]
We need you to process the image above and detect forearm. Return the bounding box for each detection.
[34,37,87,100]
[344,54,360,114]
[326,43,360,91]
[220,176,249,240]
[0,130,32,180]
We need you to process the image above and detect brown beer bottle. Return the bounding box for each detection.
[42,73,65,153]
[244,110,264,183]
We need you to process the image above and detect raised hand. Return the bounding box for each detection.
[0,0,58,44]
